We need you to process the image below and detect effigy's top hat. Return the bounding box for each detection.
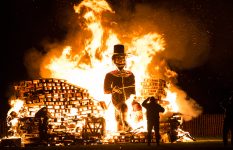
[113,44,126,55]
[110,44,133,58]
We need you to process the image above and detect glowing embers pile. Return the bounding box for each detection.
[7,78,106,144]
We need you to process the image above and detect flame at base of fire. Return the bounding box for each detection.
[2,78,196,147]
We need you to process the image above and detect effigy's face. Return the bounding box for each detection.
[114,55,126,70]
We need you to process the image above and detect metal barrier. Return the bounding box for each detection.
[182,114,224,137]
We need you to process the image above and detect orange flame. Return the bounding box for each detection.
[41,0,168,132]
[39,0,200,132]
[6,0,202,141]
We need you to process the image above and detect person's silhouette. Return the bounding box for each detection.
[142,96,165,146]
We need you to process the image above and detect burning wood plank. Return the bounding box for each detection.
[5,77,195,145]
[140,78,167,99]
[7,78,107,145]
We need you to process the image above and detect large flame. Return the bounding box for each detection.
[40,0,168,132]
[6,0,202,142]
[38,0,201,132]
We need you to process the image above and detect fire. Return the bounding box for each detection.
[42,0,167,132]
[7,99,24,116]
[164,89,179,113]
[6,99,25,137]
[5,0,200,144]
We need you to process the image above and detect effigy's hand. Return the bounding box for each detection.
[112,86,122,94]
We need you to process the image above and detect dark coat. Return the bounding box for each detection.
[142,97,165,122]
[221,98,233,122]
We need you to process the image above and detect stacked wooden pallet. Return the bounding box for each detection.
[140,78,167,99]
[12,78,106,142]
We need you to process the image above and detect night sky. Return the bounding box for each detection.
[2,0,233,119]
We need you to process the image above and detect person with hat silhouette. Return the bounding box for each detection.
[142,96,165,146]
[104,44,136,132]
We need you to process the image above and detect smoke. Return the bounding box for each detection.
[111,3,207,118]
[170,85,203,121]
[116,3,210,70]
[23,1,211,76]
[108,3,206,118]
[23,42,63,79]
[23,1,206,118]
[24,48,44,79]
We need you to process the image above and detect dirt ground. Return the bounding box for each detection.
[1,137,232,150]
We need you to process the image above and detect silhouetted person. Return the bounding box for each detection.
[220,95,233,146]
[142,96,165,146]
[104,44,135,131]
[35,107,52,143]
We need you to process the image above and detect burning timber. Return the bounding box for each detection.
[2,78,195,147]
[4,78,107,146]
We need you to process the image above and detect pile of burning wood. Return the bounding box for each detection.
[5,78,106,146]
[2,78,194,147]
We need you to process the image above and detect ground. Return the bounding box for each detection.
[1,137,232,150]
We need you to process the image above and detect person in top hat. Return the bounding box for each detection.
[104,44,135,132]
[142,96,165,146]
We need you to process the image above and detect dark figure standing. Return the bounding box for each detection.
[220,95,233,146]
[142,96,165,146]
[104,44,135,131]
[35,107,52,143]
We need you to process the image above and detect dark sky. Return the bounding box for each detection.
[2,0,233,119]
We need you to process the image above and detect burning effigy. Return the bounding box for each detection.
[2,0,204,147]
